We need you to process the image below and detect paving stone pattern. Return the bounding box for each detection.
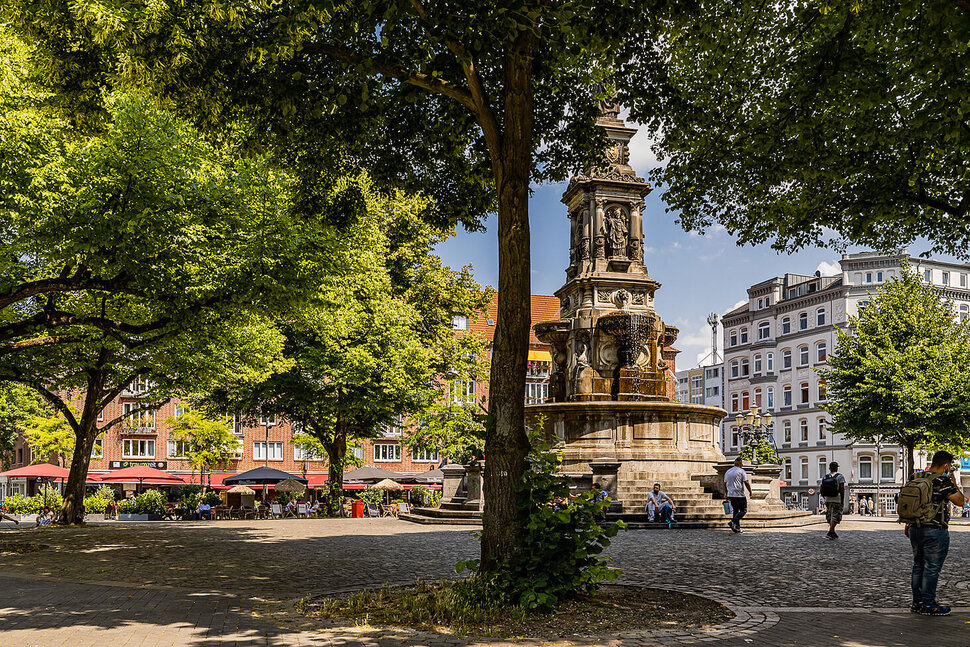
[1,517,969,646]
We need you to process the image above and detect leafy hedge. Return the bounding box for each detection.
[2,485,63,514]
[118,489,168,515]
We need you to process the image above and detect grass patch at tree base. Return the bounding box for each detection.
[300,581,732,639]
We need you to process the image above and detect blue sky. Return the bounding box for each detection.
[434,125,941,369]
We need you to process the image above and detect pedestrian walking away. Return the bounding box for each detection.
[724,457,752,533]
[897,450,967,617]
[820,461,846,539]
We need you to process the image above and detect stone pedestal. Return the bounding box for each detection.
[464,464,484,512]
[440,463,466,506]
[714,462,785,511]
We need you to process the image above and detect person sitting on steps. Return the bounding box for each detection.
[645,482,675,524]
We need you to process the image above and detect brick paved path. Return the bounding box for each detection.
[1,517,969,646]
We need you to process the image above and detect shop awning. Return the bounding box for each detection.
[528,350,551,362]
[98,466,185,484]
[0,464,70,480]
[223,467,307,486]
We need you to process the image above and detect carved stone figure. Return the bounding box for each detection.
[604,206,628,257]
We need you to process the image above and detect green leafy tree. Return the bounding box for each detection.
[205,175,490,516]
[5,0,685,568]
[821,266,970,477]
[22,414,75,467]
[0,384,47,469]
[634,0,970,257]
[0,34,332,523]
[407,384,488,467]
[167,412,241,492]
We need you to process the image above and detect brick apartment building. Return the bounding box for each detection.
[3,294,562,497]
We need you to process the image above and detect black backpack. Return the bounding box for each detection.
[820,473,841,498]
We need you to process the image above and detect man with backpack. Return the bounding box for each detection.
[820,462,846,539]
[898,450,967,616]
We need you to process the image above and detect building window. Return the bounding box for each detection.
[961,304,969,323]
[859,456,873,481]
[294,444,324,461]
[798,346,809,366]
[783,420,792,443]
[766,352,774,373]
[817,381,827,402]
[740,328,749,344]
[754,388,762,407]
[816,308,826,326]
[705,367,720,379]
[452,315,469,330]
[525,382,548,404]
[730,330,738,346]
[691,375,703,389]
[923,269,932,283]
[816,342,827,363]
[753,354,762,374]
[800,457,808,481]
[731,427,739,448]
[865,272,872,283]
[781,317,791,335]
[943,271,950,286]
[374,443,402,462]
[450,380,476,404]
[412,447,441,463]
[174,405,188,419]
[731,393,739,412]
[877,271,884,282]
[253,442,283,461]
[766,386,774,410]
[123,439,155,459]
[799,312,808,330]
[92,439,103,459]
[962,273,968,288]
[817,419,826,443]
[740,359,750,377]
[782,349,792,369]
[122,402,156,430]
[783,385,792,407]
[705,386,720,397]
[784,458,792,481]
[799,419,809,442]
[757,297,763,309]
[167,440,190,458]
[881,456,894,481]
[258,414,278,427]
[758,322,770,340]
[800,382,810,405]
[730,361,739,379]
[818,457,827,480]
[349,446,363,460]
[741,391,750,410]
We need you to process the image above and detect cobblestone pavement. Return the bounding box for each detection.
[1,517,969,646]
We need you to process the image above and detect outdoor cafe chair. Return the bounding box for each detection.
[227,506,239,520]
[296,503,308,518]
[366,503,381,518]
[270,503,283,519]
[397,502,410,515]
[240,506,256,520]
[283,505,297,519]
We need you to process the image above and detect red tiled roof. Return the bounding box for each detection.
[468,293,561,346]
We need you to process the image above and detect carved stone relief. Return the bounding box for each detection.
[604,205,629,258]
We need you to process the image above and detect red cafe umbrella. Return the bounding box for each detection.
[0,464,70,479]
[97,466,185,486]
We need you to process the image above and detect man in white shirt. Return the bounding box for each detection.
[645,482,675,524]
[724,457,753,533]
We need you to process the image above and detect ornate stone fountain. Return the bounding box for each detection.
[526,106,808,526]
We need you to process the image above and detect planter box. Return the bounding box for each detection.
[12,514,37,523]
[118,513,149,521]
[83,514,106,522]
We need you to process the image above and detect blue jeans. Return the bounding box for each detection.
[910,526,950,606]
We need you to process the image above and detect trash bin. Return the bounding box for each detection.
[352,499,365,518]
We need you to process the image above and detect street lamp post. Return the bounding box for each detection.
[262,416,275,503]
[734,406,774,465]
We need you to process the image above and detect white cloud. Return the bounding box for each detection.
[723,300,747,315]
[815,260,841,277]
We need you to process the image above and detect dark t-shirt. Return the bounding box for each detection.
[922,472,959,529]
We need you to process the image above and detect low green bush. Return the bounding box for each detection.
[202,491,222,506]
[357,488,385,506]
[3,494,40,514]
[83,495,109,513]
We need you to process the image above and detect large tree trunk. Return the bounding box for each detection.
[480,34,535,571]
[322,426,348,517]
[906,442,916,480]
[60,422,98,525]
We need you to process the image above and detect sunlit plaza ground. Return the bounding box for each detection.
[1,516,969,646]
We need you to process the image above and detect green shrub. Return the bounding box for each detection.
[357,488,385,506]
[83,495,109,513]
[94,484,118,501]
[202,491,222,506]
[135,489,168,514]
[117,498,138,514]
[456,438,625,611]
[739,435,780,464]
[3,494,40,514]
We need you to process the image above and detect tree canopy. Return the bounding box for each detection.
[638,0,970,256]
[822,266,970,476]
[22,413,75,467]
[167,412,241,491]
[0,384,47,469]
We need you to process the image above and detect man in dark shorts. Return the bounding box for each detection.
[820,462,846,539]
[905,451,966,616]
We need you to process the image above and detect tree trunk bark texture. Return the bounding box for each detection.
[323,427,348,517]
[61,423,98,525]
[480,34,535,571]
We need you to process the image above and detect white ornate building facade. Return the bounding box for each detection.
[721,251,965,513]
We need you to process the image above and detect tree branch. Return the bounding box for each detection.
[302,43,476,111]
[0,273,142,310]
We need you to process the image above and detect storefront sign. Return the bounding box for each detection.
[961,458,970,471]
[108,461,167,470]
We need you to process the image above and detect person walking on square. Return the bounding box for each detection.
[724,457,752,533]
[900,450,966,616]
[820,462,846,539]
